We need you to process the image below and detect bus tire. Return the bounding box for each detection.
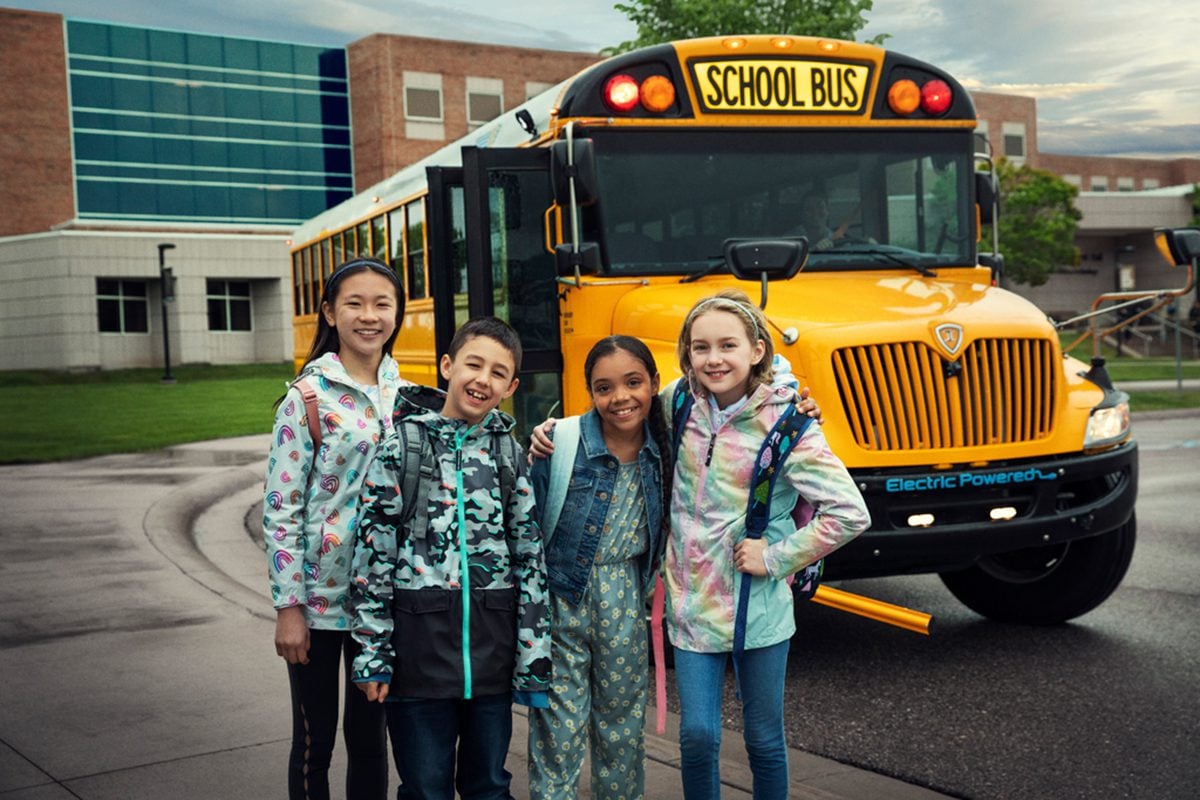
[938,514,1136,625]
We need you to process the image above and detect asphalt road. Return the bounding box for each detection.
[686,409,1200,799]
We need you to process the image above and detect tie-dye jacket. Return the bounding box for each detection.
[350,387,551,700]
[664,380,870,653]
[262,352,405,630]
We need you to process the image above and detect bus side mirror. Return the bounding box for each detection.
[724,238,808,309]
[550,139,598,206]
[978,252,1005,284]
[975,172,998,225]
[555,242,601,278]
[1154,226,1200,267]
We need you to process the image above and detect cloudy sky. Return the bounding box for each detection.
[12,0,1199,158]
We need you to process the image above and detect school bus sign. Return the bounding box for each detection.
[689,58,872,113]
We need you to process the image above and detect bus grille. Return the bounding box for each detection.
[831,338,1056,451]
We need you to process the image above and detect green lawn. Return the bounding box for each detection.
[0,363,294,463]
[1,359,1195,464]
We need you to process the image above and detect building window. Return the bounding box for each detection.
[66,20,352,227]
[973,119,989,156]
[1063,174,1082,187]
[1091,175,1109,192]
[467,77,504,130]
[97,279,149,333]
[404,71,443,121]
[1001,122,1025,162]
[404,71,445,141]
[207,279,252,331]
[1116,177,1134,192]
[525,81,553,100]
[1143,178,1160,190]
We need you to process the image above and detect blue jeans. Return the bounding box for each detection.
[385,692,513,800]
[674,640,790,800]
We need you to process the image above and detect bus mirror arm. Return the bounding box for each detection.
[549,137,598,207]
[551,123,602,285]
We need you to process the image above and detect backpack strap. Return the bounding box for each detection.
[540,416,581,546]
[745,405,814,536]
[397,419,435,539]
[493,428,519,523]
[669,378,693,461]
[291,378,322,451]
[732,403,815,686]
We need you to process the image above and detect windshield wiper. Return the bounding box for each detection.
[831,247,937,277]
[680,258,726,283]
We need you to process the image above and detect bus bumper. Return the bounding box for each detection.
[826,439,1139,579]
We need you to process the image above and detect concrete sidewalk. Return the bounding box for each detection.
[0,434,950,799]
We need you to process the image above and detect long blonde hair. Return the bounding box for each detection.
[676,289,774,394]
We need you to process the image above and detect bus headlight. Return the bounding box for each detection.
[1083,398,1131,449]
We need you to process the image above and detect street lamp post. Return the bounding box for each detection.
[158,243,176,383]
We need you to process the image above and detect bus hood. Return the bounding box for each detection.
[608,271,1090,467]
[611,271,1056,359]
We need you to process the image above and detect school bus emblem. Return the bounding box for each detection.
[935,323,964,357]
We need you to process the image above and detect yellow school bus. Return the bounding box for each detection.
[290,35,1165,624]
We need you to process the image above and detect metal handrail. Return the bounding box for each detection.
[1060,260,1195,357]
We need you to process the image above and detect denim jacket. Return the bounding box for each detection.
[530,409,665,605]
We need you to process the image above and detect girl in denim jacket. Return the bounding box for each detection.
[526,336,673,800]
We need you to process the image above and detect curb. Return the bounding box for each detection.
[142,464,273,621]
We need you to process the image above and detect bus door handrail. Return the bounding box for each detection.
[1060,260,1195,357]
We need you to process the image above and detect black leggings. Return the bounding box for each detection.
[287,629,389,800]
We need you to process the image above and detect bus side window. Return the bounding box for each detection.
[332,230,345,269]
[372,215,386,261]
[406,199,428,300]
[389,207,407,288]
[357,221,370,257]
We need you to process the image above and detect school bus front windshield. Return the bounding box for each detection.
[580,129,975,277]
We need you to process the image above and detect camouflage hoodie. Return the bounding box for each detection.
[350,385,551,700]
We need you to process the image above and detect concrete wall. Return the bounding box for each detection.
[0,231,291,370]
[1006,190,1196,319]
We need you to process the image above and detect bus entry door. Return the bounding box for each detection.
[461,146,562,437]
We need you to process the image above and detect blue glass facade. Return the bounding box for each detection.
[66,21,353,225]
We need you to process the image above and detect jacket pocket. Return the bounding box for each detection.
[470,588,518,696]
[390,589,458,695]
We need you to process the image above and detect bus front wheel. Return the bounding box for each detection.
[938,515,1136,625]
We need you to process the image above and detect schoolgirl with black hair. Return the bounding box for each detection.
[263,258,408,799]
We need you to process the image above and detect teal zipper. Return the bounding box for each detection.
[453,423,478,699]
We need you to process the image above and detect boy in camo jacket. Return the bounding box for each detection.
[350,317,551,798]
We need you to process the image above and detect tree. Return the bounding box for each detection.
[605,0,887,55]
[988,158,1082,287]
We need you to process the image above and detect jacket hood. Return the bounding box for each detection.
[300,351,399,388]
[393,383,516,437]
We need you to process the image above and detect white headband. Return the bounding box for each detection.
[686,297,763,342]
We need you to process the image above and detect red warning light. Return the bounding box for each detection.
[604,74,640,112]
[920,79,953,116]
